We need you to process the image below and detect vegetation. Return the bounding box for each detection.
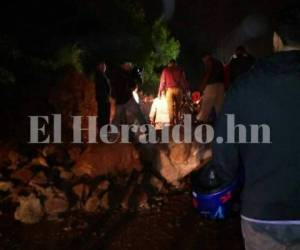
[142,19,180,93]
[0,0,180,94]
[51,45,84,73]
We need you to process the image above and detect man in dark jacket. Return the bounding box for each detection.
[213,5,300,250]
[95,61,111,127]
[110,63,146,126]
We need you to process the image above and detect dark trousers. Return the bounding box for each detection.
[97,101,110,128]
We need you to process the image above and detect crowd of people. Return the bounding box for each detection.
[93,3,300,250]
[94,45,255,131]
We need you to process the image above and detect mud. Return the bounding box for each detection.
[0,192,244,250]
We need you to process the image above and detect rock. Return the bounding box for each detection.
[99,192,109,210]
[155,142,212,186]
[57,167,74,181]
[30,172,48,186]
[137,191,150,210]
[34,186,70,218]
[30,185,65,201]
[73,144,142,178]
[42,145,70,166]
[30,157,48,168]
[42,144,59,158]
[0,181,13,192]
[72,184,90,202]
[67,145,84,163]
[97,180,110,192]
[11,168,33,184]
[121,185,135,211]
[14,193,44,224]
[7,150,23,170]
[150,176,166,193]
[45,197,69,217]
[84,194,100,213]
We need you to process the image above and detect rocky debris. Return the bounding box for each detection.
[42,145,70,166]
[45,196,69,220]
[7,150,22,170]
[57,167,74,181]
[0,181,13,192]
[30,156,48,168]
[137,191,150,210]
[73,144,142,178]
[121,185,136,211]
[150,176,167,193]
[83,193,101,213]
[30,172,48,186]
[99,192,110,210]
[97,180,110,192]
[155,142,212,186]
[11,168,33,184]
[0,140,211,224]
[67,145,84,163]
[14,193,44,224]
[72,184,90,202]
[31,186,69,220]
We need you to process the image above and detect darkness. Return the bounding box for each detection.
[0,0,287,54]
[0,0,292,87]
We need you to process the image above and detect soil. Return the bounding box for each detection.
[0,192,244,250]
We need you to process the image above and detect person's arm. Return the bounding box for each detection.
[197,87,216,122]
[199,60,213,92]
[212,85,242,182]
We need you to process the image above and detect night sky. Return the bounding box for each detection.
[0,0,295,85]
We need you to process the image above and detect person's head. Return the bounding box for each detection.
[273,4,300,52]
[97,61,106,73]
[168,59,176,67]
[201,52,212,64]
[121,62,133,72]
[235,46,247,57]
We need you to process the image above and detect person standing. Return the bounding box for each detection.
[149,95,170,129]
[213,4,300,250]
[158,59,188,125]
[110,62,147,126]
[197,53,225,123]
[95,61,111,128]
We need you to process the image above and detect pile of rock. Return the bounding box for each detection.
[0,141,211,224]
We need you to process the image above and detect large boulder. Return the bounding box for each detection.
[14,193,44,224]
[155,142,212,186]
[73,143,142,178]
[138,140,212,187]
